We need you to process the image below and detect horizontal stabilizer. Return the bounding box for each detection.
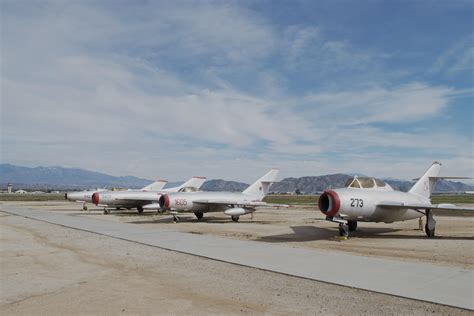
[142,203,162,210]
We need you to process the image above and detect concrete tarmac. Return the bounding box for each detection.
[2,204,473,310]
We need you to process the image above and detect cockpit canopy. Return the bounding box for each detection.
[344,176,390,189]
[178,186,199,193]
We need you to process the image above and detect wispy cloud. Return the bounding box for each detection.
[1,1,472,182]
[431,36,474,75]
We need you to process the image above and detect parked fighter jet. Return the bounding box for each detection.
[158,169,281,222]
[65,188,106,211]
[92,177,207,214]
[318,162,473,237]
[65,180,168,211]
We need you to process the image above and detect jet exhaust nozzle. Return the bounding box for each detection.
[318,190,340,216]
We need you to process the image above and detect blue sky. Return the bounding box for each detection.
[1,0,473,182]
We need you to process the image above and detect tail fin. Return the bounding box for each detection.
[243,169,279,199]
[409,162,442,198]
[141,180,167,191]
[177,176,207,190]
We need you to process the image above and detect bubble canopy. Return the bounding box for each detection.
[344,177,387,189]
[178,186,200,193]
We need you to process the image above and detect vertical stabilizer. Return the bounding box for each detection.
[176,176,207,191]
[409,162,442,198]
[243,169,279,199]
[141,180,167,191]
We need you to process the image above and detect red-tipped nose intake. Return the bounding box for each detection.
[92,192,100,205]
[158,194,170,209]
[318,190,340,217]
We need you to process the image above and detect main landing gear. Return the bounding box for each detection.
[103,208,110,215]
[425,209,436,238]
[194,212,203,220]
[82,203,88,211]
[231,216,240,222]
[137,206,144,215]
[171,212,181,223]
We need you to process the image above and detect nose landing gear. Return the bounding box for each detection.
[194,212,203,220]
[338,223,349,237]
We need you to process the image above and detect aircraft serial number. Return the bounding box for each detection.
[175,199,187,206]
[350,198,363,207]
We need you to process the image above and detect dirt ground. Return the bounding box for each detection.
[1,207,472,315]
[14,201,474,269]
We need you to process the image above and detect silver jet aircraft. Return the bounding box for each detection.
[318,161,473,237]
[92,177,207,214]
[158,169,281,222]
[65,180,168,211]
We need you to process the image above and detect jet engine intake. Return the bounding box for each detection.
[158,194,170,209]
[318,190,340,216]
[92,192,100,205]
[224,208,254,216]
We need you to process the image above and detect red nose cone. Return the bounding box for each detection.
[92,192,100,205]
[318,190,340,217]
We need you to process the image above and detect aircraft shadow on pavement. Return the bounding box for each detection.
[127,215,273,225]
[257,225,474,242]
[72,210,158,216]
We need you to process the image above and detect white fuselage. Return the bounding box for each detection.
[66,190,98,203]
[95,190,164,208]
[325,188,429,223]
[162,191,262,213]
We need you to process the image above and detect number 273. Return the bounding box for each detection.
[350,198,363,207]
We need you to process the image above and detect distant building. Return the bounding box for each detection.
[7,183,12,194]
[15,189,28,194]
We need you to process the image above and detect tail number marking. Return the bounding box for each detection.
[175,199,188,206]
[350,198,363,207]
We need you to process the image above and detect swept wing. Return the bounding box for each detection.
[377,201,474,212]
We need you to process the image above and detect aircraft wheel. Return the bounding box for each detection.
[348,220,357,231]
[83,206,88,211]
[339,223,349,237]
[103,209,110,215]
[116,207,120,210]
[231,216,239,222]
[194,212,204,220]
[425,223,435,238]
[172,215,181,223]
[137,206,144,214]
[425,209,436,238]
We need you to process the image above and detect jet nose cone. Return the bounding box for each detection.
[92,192,100,205]
[318,190,341,217]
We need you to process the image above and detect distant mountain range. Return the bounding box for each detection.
[1,164,473,193]
[0,164,152,190]
[271,175,474,194]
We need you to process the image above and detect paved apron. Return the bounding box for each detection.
[2,205,472,310]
